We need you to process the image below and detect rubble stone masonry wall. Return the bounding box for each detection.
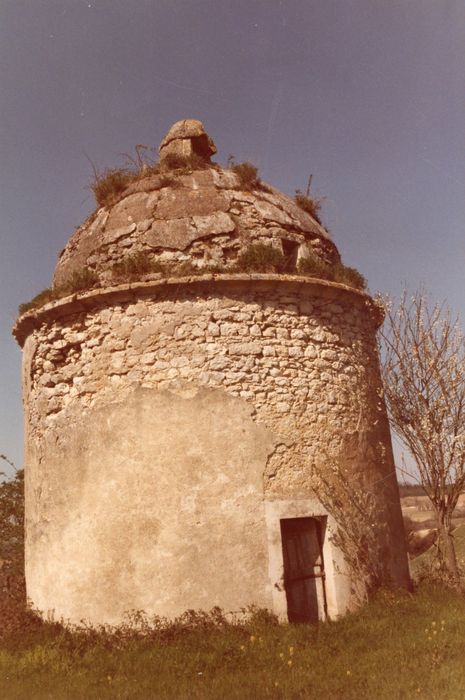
[17,276,409,623]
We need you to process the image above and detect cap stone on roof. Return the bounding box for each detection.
[159,119,217,163]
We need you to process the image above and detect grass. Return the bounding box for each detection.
[298,255,366,290]
[18,249,367,316]
[235,243,286,273]
[110,252,165,280]
[18,269,100,315]
[1,585,465,698]
[294,191,323,225]
[89,150,209,208]
[91,168,135,208]
[18,289,55,315]
[228,158,262,191]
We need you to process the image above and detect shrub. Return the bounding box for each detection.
[90,168,135,208]
[236,243,285,273]
[229,160,261,190]
[0,468,24,577]
[294,191,323,224]
[111,252,165,280]
[0,466,26,633]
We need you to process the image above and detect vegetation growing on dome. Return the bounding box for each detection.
[60,269,99,294]
[18,256,366,315]
[298,254,366,290]
[332,263,366,290]
[18,289,55,315]
[227,156,262,191]
[297,253,330,277]
[294,190,323,225]
[235,243,286,273]
[111,252,165,280]
[90,168,135,208]
[88,145,213,208]
[18,250,366,317]
[18,269,100,314]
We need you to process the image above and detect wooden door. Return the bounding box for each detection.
[280,517,327,623]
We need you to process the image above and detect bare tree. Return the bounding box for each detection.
[380,290,465,585]
[311,461,387,604]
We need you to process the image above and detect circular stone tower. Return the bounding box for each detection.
[14,120,409,625]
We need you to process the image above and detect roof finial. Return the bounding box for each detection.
[159,119,217,164]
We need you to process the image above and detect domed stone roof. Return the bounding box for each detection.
[53,120,340,290]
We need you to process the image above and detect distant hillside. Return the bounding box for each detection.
[399,483,427,498]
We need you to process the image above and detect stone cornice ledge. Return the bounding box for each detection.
[13,274,383,347]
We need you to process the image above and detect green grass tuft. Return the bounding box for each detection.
[235,243,285,273]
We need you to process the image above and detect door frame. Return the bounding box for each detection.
[264,499,352,621]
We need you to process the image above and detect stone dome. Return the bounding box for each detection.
[53,120,340,291]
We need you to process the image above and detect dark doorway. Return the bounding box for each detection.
[281,240,299,272]
[280,517,327,623]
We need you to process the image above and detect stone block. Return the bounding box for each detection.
[154,189,230,220]
[228,342,262,356]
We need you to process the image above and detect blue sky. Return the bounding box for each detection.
[0,0,463,475]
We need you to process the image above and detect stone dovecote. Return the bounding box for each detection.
[14,120,410,625]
